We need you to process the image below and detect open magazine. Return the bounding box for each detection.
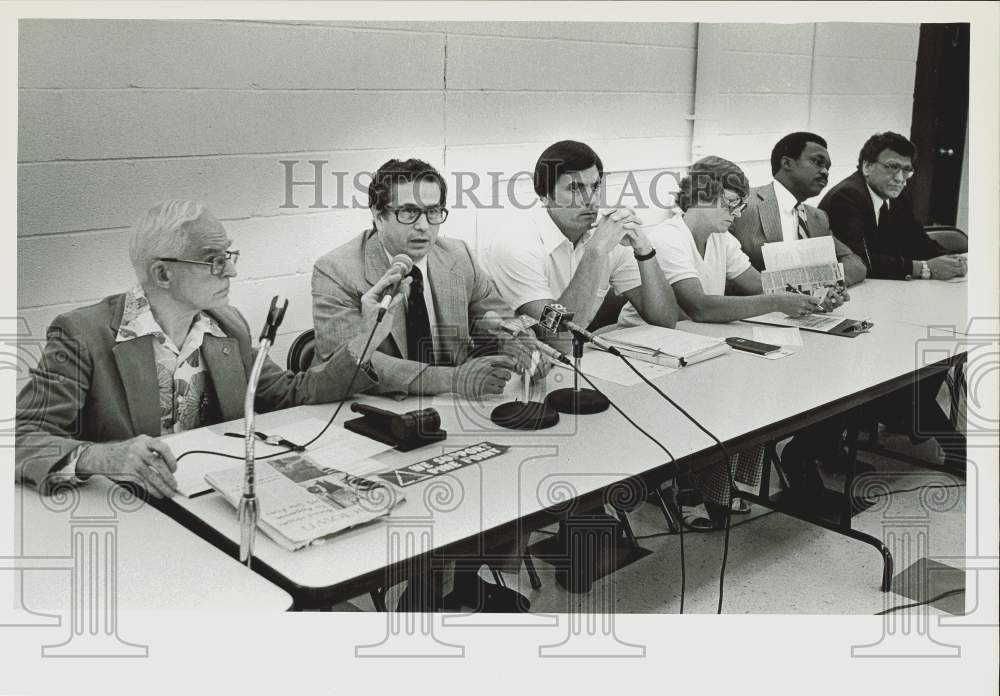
[205,452,404,552]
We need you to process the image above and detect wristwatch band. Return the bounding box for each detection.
[920,260,931,280]
[634,248,657,262]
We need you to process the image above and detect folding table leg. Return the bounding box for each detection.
[523,554,542,590]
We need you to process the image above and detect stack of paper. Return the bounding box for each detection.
[600,325,730,368]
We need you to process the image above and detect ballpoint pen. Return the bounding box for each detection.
[224,431,305,451]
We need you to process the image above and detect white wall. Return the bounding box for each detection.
[17,19,918,370]
[17,19,697,366]
[691,22,919,188]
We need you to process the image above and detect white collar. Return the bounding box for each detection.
[115,284,224,354]
[866,183,889,214]
[383,246,429,276]
[771,179,800,214]
[538,204,593,254]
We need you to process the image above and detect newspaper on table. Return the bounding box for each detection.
[760,236,846,300]
[205,452,404,552]
[760,262,846,298]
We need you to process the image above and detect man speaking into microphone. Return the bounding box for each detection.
[313,158,547,399]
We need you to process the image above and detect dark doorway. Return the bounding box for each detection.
[908,23,969,227]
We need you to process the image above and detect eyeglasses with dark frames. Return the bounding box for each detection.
[721,194,748,214]
[875,160,915,179]
[386,206,449,225]
[158,249,240,276]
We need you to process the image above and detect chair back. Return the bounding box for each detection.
[286,328,317,373]
[925,226,968,254]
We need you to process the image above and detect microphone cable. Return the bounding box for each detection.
[569,365,688,614]
[175,310,384,469]
[604,349,737,615]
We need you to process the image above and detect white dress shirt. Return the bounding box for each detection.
[772,180,803,243]
[867,184,889,225]
[385,249,438,342]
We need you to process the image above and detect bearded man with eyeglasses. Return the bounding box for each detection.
[16,199,408,499]
[820,131,966,281]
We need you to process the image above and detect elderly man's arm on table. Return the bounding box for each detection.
[15,313,179,498]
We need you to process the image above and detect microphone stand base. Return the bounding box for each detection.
[490,400,560,430]
[545,388,610,415]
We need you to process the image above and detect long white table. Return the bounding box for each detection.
[163,278,966,606]
[14,478,293,614]
[839,277,968,334]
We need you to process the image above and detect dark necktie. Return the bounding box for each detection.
[793,202,810,240]
[877,201,889,235]
[406,265,434,365]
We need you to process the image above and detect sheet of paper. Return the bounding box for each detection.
[565,349,677,387]
[752,325,803,347]
[745,311,846,332]
[761,236,837,271]
[168,416,392,498]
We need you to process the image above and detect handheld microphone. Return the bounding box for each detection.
[260,296,289,343]
[539,303,620,355]
[491,315,571,366]
[377,254,415,320]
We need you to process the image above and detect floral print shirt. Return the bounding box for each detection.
[115,285,227,434]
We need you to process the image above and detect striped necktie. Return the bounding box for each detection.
[793,202,810,240]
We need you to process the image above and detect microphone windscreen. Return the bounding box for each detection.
[390,253,414,275]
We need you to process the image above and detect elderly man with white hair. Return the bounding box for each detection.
[16,199,408,499]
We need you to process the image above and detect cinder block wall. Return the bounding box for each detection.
[17,19,917,370]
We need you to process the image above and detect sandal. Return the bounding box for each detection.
[682,511,716,533]
[730,497,752,515]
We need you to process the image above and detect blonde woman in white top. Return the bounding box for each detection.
[620,156,823,327]
[636,156,823,531]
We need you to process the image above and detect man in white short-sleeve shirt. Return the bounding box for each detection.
[483,140,678,335]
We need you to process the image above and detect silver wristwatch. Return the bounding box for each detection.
[920,260,931,280]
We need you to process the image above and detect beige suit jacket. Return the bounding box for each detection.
[311,230,511,394]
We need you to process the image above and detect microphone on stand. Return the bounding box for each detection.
[377,254,414,320]
[239,295,288,566]
[486,315,564,430]
[491,315,572,367]
[539,303,611,415]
